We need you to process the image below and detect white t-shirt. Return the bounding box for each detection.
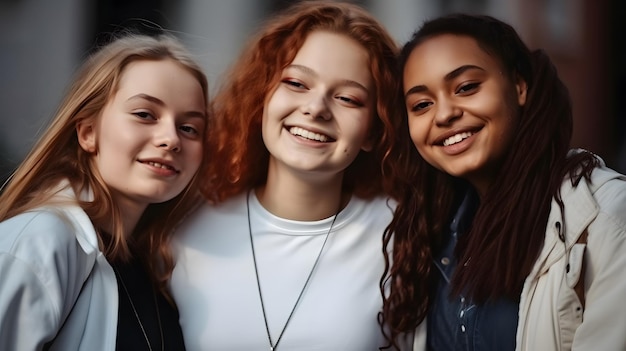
[170,191,395,351]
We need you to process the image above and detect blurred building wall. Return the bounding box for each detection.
[0,0,92,184]
[0,0,622,188]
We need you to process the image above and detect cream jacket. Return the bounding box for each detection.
[517,162,626,350]
[0,185,118,350]
[412,161,626,351]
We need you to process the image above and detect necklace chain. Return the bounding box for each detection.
[113,265,164,351]
[246,191,339,351]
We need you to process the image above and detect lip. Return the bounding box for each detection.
[137,158,180,174]
[439,133,478,155]
[432,126,482,146]
[284,124,336,142]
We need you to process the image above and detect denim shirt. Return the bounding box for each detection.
[427,191,519,351]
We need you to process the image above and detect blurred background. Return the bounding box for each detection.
[1,0,623,187]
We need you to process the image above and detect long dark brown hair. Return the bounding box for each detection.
[380,14,598,348]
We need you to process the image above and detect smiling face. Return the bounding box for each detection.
[403,34,527,195]
[262,30,375,186]
[78,59,206,219]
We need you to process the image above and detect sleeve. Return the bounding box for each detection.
[0,254,60,350]
[572,181,626,350]
[0,211,91,350]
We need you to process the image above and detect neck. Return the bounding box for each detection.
[258,163,346,221]
[98,193,146,238]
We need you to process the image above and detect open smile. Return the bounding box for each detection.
[443,131,475,146]
[287,126,335,142]
[435,127,483,146]
[138,159,180,173]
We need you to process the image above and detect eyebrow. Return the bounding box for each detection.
[127,93,206,119]
[404,64,486,98]
[287,64,370,94]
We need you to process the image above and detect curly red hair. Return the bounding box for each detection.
[203,0,400,203]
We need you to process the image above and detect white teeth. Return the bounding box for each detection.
[443,132,474,146]
[147,161,174,170]
[289,126,329,142]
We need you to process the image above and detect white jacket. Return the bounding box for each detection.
[412,161,626,351]
[517,162,626,350]
[0,185,118,350]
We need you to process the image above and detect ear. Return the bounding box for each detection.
[76,120,97,153]
[515,75,528,107]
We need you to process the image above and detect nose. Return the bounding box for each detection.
[434,98,462,126]
[156,121,181,152]
[300,93,331,121]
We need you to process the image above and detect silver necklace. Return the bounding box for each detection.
[246,191,339,351]
[114,265,164,351]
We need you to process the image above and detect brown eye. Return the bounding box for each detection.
[336,95,364,107]
[410,101,432,112]
[282,79,307,89]
[456,82,479,94]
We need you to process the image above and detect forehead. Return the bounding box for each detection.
[113,59,205,106]
[403,34,501,86]
[289,31,373,88]
[117,59,192,90]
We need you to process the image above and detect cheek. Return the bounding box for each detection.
[346,113,373,147]
[407,118,427,147]
[260,108,272,145]
[263,85,286,118]
[261,91,281,132]
[495,95,521,142]
[187,143,204,171]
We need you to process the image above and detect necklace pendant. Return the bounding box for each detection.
[270,347,274,351]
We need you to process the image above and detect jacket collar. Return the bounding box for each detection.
[529,161,622,278]
[49,180,100,253]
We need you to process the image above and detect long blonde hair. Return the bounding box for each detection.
[0,33,209,290]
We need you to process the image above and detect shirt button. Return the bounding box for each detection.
[441,257,450,265]
[460,310,465,318]
[461,325,466,333]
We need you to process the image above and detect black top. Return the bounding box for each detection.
[112,257,186,351]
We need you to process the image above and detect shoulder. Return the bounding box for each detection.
[557,164,626,246]
[340,195,395,226]
[350,195,396,213]
[0,207,96,275]
[1,209,78,249]
[348,196,397,216]
[174,193,247,240]
[181,193,246,224]
[578,165,626,230]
